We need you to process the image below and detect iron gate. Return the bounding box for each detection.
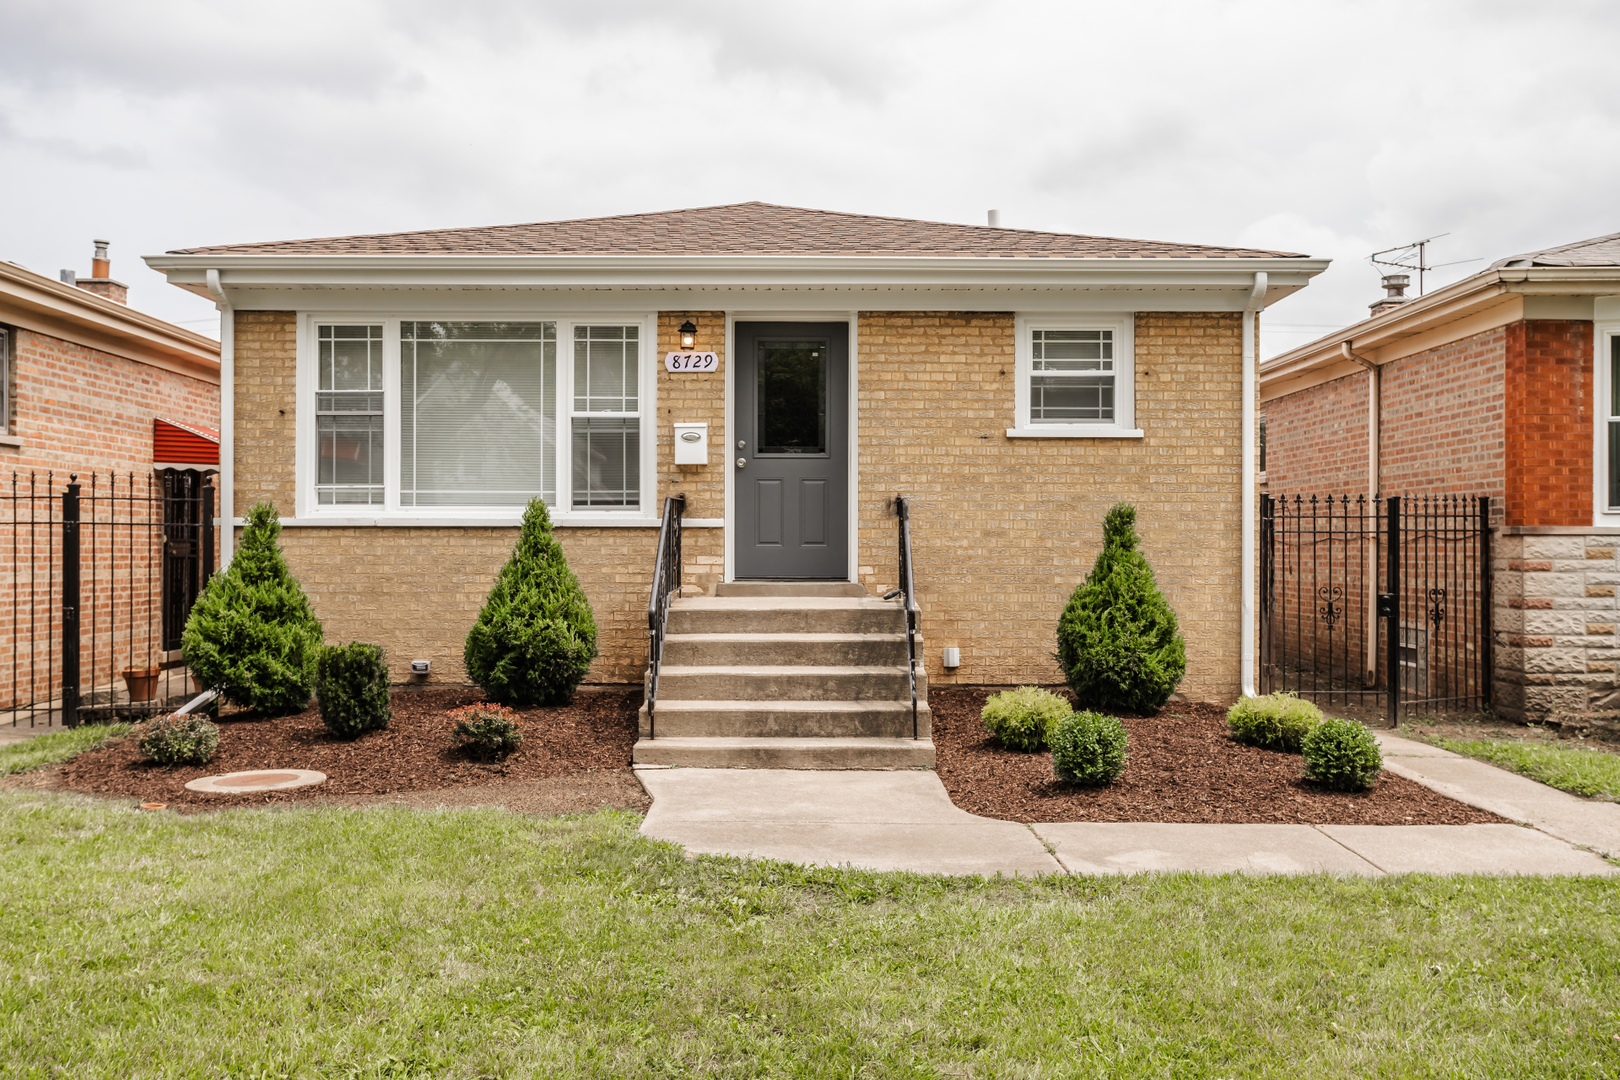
[1259,493,1491,725]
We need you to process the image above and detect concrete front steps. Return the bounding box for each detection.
[634,582,933,770]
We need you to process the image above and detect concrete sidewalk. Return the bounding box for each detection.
[636,734,1619,877]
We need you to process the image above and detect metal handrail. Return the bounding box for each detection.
[883,495,920,740]
[644,494,685,739]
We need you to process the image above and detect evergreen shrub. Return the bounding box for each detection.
[464,499,598,706]
[1302,718,1383,791]
[137,713,220,767]
[181,502,324,716]
[1226,693,1323,753]
[1050,709,1129,785]
[316,642,392,739]
[449,703,524,761]
[981,686,1071,752]
[1056,503,1187,714]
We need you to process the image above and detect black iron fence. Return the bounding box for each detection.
[1260,493,1491,724]
[3,471,214,729]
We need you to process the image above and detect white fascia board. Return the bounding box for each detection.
[145,253,1328,296]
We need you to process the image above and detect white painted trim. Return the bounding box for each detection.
[1013,313,1135,433]
[1005,426,1144,439]
[1241,272,1268,699]
[252,514,719,528]
[206,269,234,567]
[847,314,859,585]
[723,313,735,582]
[1595,321,1620,526]
[293,309,657,522]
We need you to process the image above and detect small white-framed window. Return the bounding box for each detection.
[315,324,384,505]
[1598,325,1620,521]
[1008,314,1140,438]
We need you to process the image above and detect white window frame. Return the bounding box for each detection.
[1594,321,1620,525]
[1007,313,1142,439]
[294,311,658,527]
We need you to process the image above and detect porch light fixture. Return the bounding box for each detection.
[679,319,697,349]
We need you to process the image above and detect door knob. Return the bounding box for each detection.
[736,457,747,469]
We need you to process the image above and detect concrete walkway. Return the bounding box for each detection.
[636,733,1620,877]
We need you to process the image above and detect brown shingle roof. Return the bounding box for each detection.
[1490,229,1620,269]
[169,201,1308,259]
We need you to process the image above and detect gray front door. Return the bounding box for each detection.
[734,322,849,579]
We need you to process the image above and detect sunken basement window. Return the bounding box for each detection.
[1030,328,1114,423]
[316,325,384,505]
[570,325,641,509]
[400,321,558,508]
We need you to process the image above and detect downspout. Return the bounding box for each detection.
[1241,271,1268,698]
[205,269,234,568]
[1342,342,1380,682]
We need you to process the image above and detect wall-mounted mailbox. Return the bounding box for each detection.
[673,422,709,466]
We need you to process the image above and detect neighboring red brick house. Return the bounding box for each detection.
[2,243,221,719]
[1261,231,1620,723]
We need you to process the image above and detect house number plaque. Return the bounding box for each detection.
[665,351,719,372]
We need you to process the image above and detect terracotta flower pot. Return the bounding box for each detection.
[121,666,160,702]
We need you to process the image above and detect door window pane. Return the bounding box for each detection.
[757,341,827,455]
[317,325,384,505]
[400,321,556,507]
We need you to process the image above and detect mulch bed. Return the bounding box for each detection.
[47,686,645,815]
[931,687,1505,825]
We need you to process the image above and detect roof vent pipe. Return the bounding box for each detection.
[987,209,1000,228]
[92,240,111,280]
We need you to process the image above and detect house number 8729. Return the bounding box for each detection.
[664,351,719,372]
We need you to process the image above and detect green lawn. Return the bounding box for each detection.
[2,792,1618,1078]
[1430,737,1620,802]
[0,723,130,777]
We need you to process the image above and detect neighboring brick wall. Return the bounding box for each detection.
[1504,319,1593,527]
[232,311,298,516]
[1494,531,1620,721]
[1263,325,1507,506]
[1262,370,1370,495]
[4,328,218,476]
[855,311,1244,702]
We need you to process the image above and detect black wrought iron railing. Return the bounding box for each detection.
[643,493,685,739]
[883,494,920,740]
[3,470,215,729]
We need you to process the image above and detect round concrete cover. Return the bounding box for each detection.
[185,769,327,794]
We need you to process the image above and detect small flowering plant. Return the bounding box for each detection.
[448,702,523,761]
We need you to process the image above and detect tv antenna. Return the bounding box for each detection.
[1369,233,1482,296]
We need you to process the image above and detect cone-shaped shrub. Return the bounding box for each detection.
[1056,502,1187,714]
[316,642,392,739]
[464,499,598,706]
[182,502,324,716]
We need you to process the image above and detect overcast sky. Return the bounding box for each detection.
[2,0,1617,357]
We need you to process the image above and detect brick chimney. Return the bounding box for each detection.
[72,239,128,304]
[1368,273,1409,317]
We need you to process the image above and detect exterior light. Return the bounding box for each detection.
[679,319,697,349]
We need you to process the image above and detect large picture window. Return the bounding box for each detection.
[305,315,649,520]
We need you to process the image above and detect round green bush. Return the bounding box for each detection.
[1226,692,1323,753]
[1302,718,1383,791]
[464,499,598,707]
[981,686,1071,752]
[1056,503,1187,714]
[136,713,220,767]
[449,702,524,761]
[316,642,392,739]
[1050,709,1129,786]
[181,502,324,716]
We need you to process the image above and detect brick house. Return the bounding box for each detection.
[2,242,221,718]
[1260,230,1620,723]
[145,203,1324,763]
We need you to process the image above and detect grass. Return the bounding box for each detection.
[0,722,130,777]
[1430,736,1620,802]
[2,792,1619,1077]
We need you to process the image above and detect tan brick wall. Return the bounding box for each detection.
[655,312,726,594]
[232,311,298,516]
[855,312,1244,702]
